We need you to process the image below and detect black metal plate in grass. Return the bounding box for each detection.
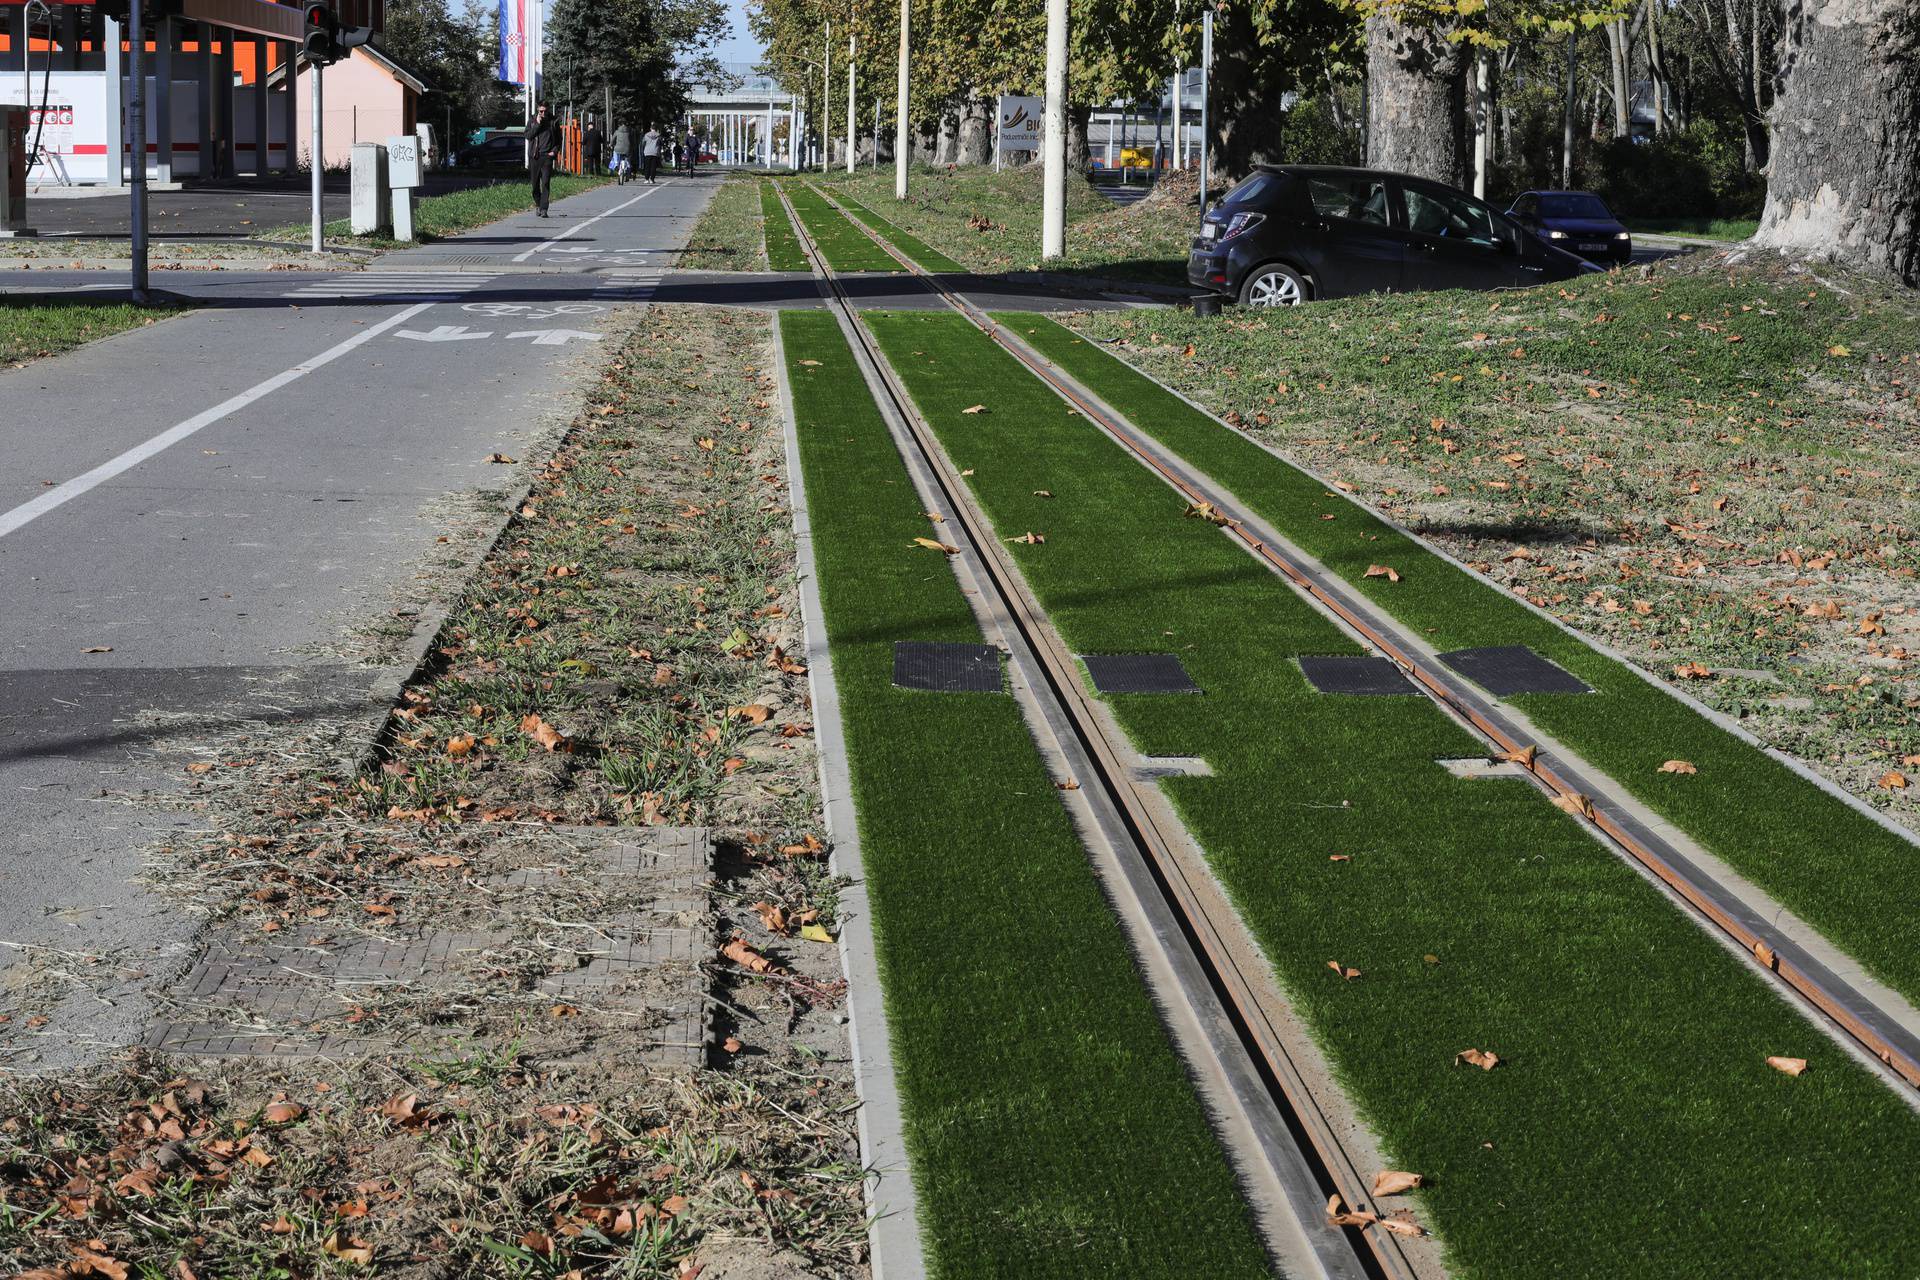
[1440,645,1593,697]
[892,641,1003,693]
[1081,653,1201,695]
[1297,655,1416,696]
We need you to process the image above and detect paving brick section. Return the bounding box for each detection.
[145,828,713,1068]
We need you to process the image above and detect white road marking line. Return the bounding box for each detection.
[0,302,437,541]
[512,184,664,264]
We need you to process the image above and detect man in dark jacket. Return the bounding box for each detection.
[683,127,699,175]
[581,117,604,175]
[525,104,561,217]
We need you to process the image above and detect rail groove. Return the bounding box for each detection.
[775,184,1405,1280]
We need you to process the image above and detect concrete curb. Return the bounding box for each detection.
[1061,329,1920,853]
[772,311,929,1280]
[0,255,361,272]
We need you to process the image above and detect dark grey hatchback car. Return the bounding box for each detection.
[1188,165,1596,307]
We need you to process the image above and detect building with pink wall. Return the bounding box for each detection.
[277,44,422,169]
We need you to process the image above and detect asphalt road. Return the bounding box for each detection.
[0,175,717,1069]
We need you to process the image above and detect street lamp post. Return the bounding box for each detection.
[894,0,909,199]
[846,31,856,173]
[822,24,831,172]
[1040,0,1066,258]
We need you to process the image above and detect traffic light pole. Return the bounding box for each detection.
[127,0,148,301]
[309,55,323,252]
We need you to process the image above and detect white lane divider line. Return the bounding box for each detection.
[0,302,437,542]
[512,184,665,264]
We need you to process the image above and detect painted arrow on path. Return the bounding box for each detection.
[394,325,493,342]
[509,329,606,346]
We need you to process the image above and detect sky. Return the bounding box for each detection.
[713,0,765,65]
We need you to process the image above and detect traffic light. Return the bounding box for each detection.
[303,2,374,66]
[303,2,341,64]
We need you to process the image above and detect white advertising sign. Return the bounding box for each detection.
[997,95,1041,153]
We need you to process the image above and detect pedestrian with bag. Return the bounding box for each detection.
[611,121,633,182]
[641,124,662,184]
[582,116,604,176]
[524,103,561,217]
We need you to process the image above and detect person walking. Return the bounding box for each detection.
[525,103,561,217]
[641,123,662,184]
[611,121,633,183]
[581,116,604,176]
[683,126,699,176]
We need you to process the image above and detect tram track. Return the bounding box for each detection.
[794,176,1920,1104]
[774,184,1414,1280]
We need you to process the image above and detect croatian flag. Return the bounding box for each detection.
[498,0,530,85]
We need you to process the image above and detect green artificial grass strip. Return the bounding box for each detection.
[1008,314,1920,1009]
[777,311,1269,1279]
[865,308,1920,1278]
[759,181,810,271]
[807,184,969,273]
[781,183,901,272]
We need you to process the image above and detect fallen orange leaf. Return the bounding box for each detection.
[1766,1055,1808,1077]
[1658,760,1697,775]
[1372,1170,1423,1196]
[1455,1047,1501,1071]
[1364,564,1402,583]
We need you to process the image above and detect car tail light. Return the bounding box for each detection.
[1218,211,1266,242]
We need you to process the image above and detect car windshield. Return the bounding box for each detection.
[1538,193,1613,219]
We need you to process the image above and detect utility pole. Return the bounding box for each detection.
[128,0,148,301]
[894,0,909,198]
[1198,4,1212,209]
[1040,0,1066,258]
[1561,30,1576,189]
[1172,67,1182,169]
[822,23,831,173]
[309,57,324,251]
[845,30,855,173]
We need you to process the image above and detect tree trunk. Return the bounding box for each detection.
[956,94,993,165]
[1646,0,1668,135]
[1066,103,1091,171]
[1561,31,1577,187]
[1213,40,1293,176]
[1756,0,1919,283]
[934,107,960,164]
[1364,13,1468,186]
[1606,20,1631,137]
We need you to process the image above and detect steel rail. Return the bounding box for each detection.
[801,178,1920,1098]
[773,183,1405,1280]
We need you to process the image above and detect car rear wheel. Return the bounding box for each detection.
[1239,264,1307,308]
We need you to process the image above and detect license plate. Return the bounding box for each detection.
[1201,224,1218,242]
[1580,242,1607,252]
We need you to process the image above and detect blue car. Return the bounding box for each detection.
[1505,190,1632,264]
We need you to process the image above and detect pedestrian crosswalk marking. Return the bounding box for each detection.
[283,272,497,301]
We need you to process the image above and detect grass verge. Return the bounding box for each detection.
[353,305,811,833]
[1056,257,1920,999]
[681,175,767,270]
[809,165,1194,284]
[779,184,900,272]
[1630,216,1760,241]
[779,308,1271,1278]
[1,297,177,368]
[268,174,612,248]
[760,181,809,271]
[866,307,1920,1277]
